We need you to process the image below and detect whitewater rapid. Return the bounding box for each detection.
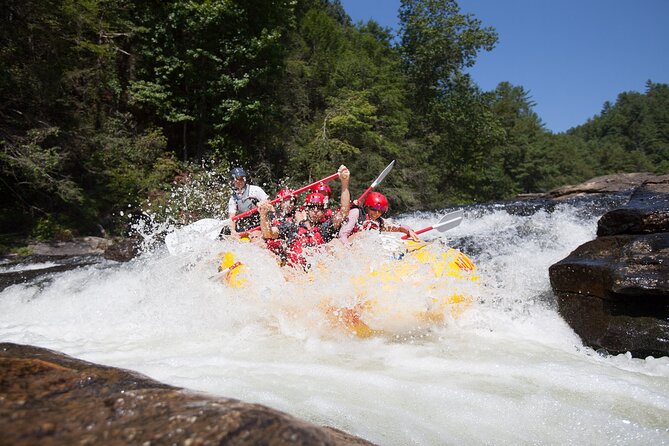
[1,199,668,445]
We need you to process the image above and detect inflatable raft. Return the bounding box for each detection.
[215,240,479,337]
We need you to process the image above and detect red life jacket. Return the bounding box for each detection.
[285,219,331,268]
[265,214,294,262]
[265,238,286,258]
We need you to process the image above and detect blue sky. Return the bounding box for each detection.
[339,0,669,133]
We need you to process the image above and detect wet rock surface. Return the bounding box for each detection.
[0,342,375,446]
[549,175,669,358]
[103,237,142,262]
[0,254,104,292]
[0,236,143,291]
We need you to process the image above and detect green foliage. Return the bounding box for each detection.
[1,0,667,238]
[31,216,72,241]
[282,4,414,209]
[11,247,35,257]
[399,0,498,116]
[129,0,296,162]
[570,81,669,175]
[0,127,85,205]
[91,116,172,207]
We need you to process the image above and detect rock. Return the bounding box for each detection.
[549,175,669,358]
[104,238,142,262]
[0,342,375,446]
[0,254,104,292]
[549,234,669,357]
[546,172,657,200]
[597,176,669,236]
[27,236,113,257]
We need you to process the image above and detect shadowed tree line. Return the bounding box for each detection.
[1,0,667,241]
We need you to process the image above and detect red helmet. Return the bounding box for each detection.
[276,188,295,201]
[364,192,389,213]
[310,182,332,197]
[305,192,326,207]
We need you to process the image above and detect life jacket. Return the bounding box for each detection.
[265,237,287,262]
[350,205,385,235]
[264,213,294,263]
[232,185,263,231]
[232,185,259,213]
[285,218,333,268]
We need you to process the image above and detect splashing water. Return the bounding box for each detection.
[1,197,668,445]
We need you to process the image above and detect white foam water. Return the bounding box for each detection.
[1,201,668,445]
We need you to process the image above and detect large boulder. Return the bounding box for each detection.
[0,343,375,446]
[549,175,669,358]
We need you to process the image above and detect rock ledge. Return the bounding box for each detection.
[0,342,375,446]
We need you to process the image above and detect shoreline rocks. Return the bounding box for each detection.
[0,237,142,292]
[0,342,375,446]
[549,174,669,358]
[26,236,114,256]
[544,172,658,201]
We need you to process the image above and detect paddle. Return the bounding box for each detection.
[231,171,341,224]
[239,160,396,237]
[208,261,242,281]
[401,209,464,240]
[165,171,341,253]
[356,160,395,203]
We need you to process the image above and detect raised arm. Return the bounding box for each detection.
[258,200,280,239]
[333,165,350,229]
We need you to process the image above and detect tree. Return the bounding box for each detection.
[569,81,668,174]
[129,0,296,164]
[0,0,138,234]
[487,82,547,195]
[281,5,414,210]
[398,0,497,117]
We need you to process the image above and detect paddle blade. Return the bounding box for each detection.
[403,210,464,239]
[357,160,396,203]
[371,160,395,187]
[434,209,464,233]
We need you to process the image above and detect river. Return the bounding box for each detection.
[1,196,668,445]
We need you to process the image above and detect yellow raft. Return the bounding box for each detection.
[217,241,479,337]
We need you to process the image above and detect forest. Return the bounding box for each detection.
[1,0,668,242]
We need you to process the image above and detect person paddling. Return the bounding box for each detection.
[226,167,268,235]
[258,165,350,267]
[311,182,333,213]
[339,191,420,243]
[290,181,332,223]
[261,188,297,258]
